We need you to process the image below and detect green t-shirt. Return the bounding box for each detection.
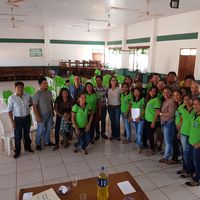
[189,113,200,145]
[145,97,161,122]
[72,103,92,128]
[120,92,132,113]
[179,106,195,136]
[157,91,163,99]
[175,104,183,126]
[86,93,97,112]
[131,97,145,119]
[145,83,153,91]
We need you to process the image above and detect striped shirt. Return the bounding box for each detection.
[95,86,108,106]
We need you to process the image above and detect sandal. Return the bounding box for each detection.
[185,181,199,186]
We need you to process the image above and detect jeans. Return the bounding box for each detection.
[193,148,200,183]
[132,120,144,148]
[95,105,107,136]
[89,113,95,141]
[172,129,180,161]
[54,114,61,145]
[180,134,194,174]
[161,121,175,160]
[108,105,120,138]
[14,115,31,153]
[36,113,52,145]
[74,128,90,149]
[121,113,131,141]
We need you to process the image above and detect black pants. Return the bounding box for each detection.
[54,115,61,145]
[143,120,158,150]
[172,129,180,161]
[89,113,95,141]
[14,115,31,154]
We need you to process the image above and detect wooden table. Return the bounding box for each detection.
[18,171,149,200]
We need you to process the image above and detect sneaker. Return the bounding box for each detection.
[36,145,42,151]
[159,158,168,163]
[95,135,100,141]
[166,160,179,165]
[177,169,186,175]
[185,180,199,186]
[45,142,55,147]
[102,134,108,139]
[180,173,192,178]
[13,153,20,159]
[116,137,121,141]
[52,145,59,151]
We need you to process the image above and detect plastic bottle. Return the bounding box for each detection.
[97,166,109,200]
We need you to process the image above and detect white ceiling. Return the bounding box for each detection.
[0,0,200,30]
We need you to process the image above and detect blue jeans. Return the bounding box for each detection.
[132,120,144,147]
[74,128,90,149]
[121,113,131,141]
[161,121,175,160]
[181,134,194,174]
[36,113,52,145]
[193,148,200,183]
[108,105,120,138]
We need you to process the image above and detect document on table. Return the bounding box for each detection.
[131,108,140,121]
[117,181,136,195]
[30,188,61,200]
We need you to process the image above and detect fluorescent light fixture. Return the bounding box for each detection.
[170,0,179,9]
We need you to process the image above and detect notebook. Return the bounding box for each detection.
[117,181,136,195]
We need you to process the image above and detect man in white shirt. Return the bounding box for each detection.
[8,81,33,159]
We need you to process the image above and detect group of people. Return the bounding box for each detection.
[7,71,200,187]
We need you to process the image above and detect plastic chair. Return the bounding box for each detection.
[24,86,36,96]
[2,90,13,105]
[30,108,37,141]
[0,112,14,156]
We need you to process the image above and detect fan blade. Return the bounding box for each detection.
[71,24,87,28]
[85,18,108,23]
[111,6,140,12]
[10,0,24,3]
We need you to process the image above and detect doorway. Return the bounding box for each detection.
[178,48,197,81]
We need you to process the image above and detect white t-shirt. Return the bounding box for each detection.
[108,87,121,106]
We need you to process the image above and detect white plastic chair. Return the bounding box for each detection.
[30,108,37,141]
[0,112,14,156]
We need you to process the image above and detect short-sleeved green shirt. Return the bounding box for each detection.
[72,103,92,128]
[145,97,161,122]
[179,106,195,136]
[131,97,145,119]
[157,91,163,99]
[120,92,132,113]
[85,93,97,112]
[175,104,183,126]
[189,113,200,145]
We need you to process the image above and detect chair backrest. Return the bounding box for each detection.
[2,90,13,105]
[0,112,13,135]
[24,86,36,96]
[30,108,37,128]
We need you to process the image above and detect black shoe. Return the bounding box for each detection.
[116,137,121,141]
[185,181,199,186]
[95,135,100,141]
[110,137,114,141]
[27,148,34,153]
[91,140,95,144]
[45,142,55,147]
[102,134,108,140]
[36,145,42,151]
[73,144,78,153]
[176,169,186,175]
[13,153,20,159]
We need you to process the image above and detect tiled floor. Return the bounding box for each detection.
[0,81,200,200]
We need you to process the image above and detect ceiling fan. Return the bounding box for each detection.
[6,0,25,7]
[138,0,163,18]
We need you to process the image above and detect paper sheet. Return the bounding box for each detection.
[117,181,136,195]
[131,108,140,121]
[30,188,61,200]
[23,192,33,200]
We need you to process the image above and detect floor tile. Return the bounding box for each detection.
[0,187,16,200]
[146,189,169,200]
[0,174,16,190]
[65,160,90,174]
[86,156,111,170]
[0,162,16,175]
[106,153,131,166]
[17,169,43,187]
[40,155,63,168]
[42,165,68,181]
[17,158,40,173]
[160,184,197,200]
[44,176,70,185]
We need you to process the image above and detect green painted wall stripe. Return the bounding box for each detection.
[107,40,122,45]
[50,39,105,45]
[126,37,150,44]
[157,32,198,42]
[0,38,44,43]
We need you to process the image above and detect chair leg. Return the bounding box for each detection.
[2,138,5,151]
[7,138,11,156]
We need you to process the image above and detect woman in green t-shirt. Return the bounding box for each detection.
[84,82,98,144]
[143,86,161,156]
[185,97,200,186]
[72,93,93,155]
[129,87,145,153]
[177,94,195,178]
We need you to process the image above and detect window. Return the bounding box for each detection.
[129,47,149,72]
[107,48,122,69]
[180,48,197,56]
